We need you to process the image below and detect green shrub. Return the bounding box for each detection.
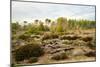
[14,42,44,61]
[18,34,30,40]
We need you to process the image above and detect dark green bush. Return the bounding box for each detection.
[14,43,44,61]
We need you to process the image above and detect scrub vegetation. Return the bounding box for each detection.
[11,17,96,65]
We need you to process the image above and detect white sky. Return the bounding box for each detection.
[12,1,95,22]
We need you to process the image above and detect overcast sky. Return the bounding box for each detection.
[12,1,95,22]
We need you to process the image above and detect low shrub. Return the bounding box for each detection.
[42,33,59,40]
[51,51,68,60]
[87,39,96,49]
[12,35,17,40]
[60,35,81,40]
[85,51,96,57]
[28,57,38,63]
[18,34,30,40]
[14,42,44,61]
[72,40,87,46]
[81,36,93,42]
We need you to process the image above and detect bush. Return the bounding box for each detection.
[60,35,81,40]
[87,38,96,49]
[85,51,96,57]
[42,33,59,40]
[51,51,68,60]
[81,36,93,42]
[12,35,17,40]
[18,34,30,40]
[28,57,38,63]
[14,42,44,61]
[11,63,19,67]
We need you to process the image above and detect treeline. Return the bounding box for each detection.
[11,17,96,35]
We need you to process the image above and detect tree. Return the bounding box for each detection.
[23,21,28,30]
[50,21,56,32]
[57,17,67,24]
[56,17,68,32]
[34,19,39,25]
[38,21,45,31]
[11,22,21,34]
[45,18,51,24]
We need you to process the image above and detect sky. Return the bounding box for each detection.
[12,1,95,22]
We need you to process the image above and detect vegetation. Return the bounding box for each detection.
[14,42,44,61]
[51,51,68,60]
[18,34,30,40]
[42,33,59,40]
[12,17,96,64]
[28,57,38,63]
[11,17,96,36]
